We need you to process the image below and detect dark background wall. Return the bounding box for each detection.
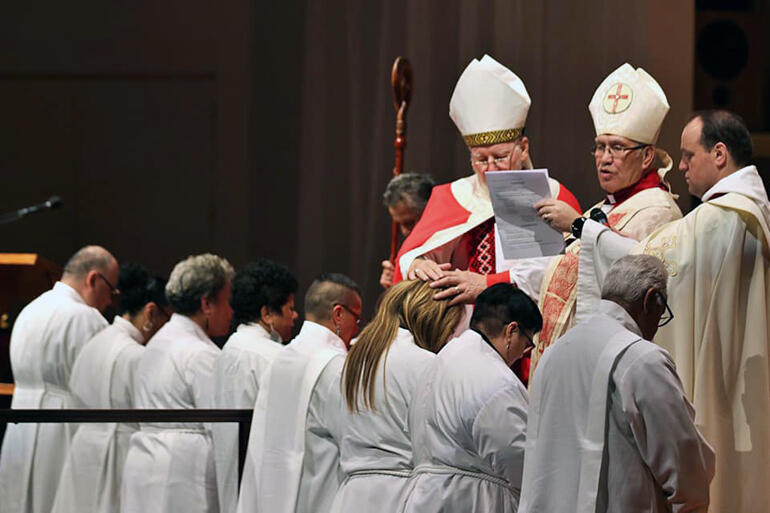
[0,0,710,320]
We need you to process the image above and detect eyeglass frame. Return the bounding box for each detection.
[590,142,647,160]
[470,152,514,171]
[97,272,121,297]
[655,291,674,327]
[333,302,362,327]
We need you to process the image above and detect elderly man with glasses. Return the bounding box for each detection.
[0,245,118,513]
[392,55,581,304]
[519,254,714,513]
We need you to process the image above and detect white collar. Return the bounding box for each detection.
[53,281,87,305]
[294,320,347,352]
[598,300,643,338]
[112,315,144,344]
[701,165,768,204]
[169,313,211,342]
[237,322,283,343]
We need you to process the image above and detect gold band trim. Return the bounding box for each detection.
[463,127,523,147]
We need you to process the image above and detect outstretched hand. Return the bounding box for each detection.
[408,259,452,281]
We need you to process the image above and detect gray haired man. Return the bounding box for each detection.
[519,255,714,513]
[380,173,435,288]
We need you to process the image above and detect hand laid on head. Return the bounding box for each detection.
[380,260,395,289]
[534,198,581,233]
[430,269,487,305]
[408,259,451,281]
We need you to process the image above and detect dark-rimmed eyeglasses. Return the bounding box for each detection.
[656,292,674,327]
[97,273,121,297]
[591,143,647,159]
[334,303,361,327]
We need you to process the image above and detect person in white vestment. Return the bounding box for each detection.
[236,273,362,513]
[211,259,298,513]
[331,280,464,512]
[520,255,714,513]
[399,283,541,513]
[577,110,770,512]
[51,262,170,513]
[0,245,118,513]
[121,254,234,513]
[380,173,435,289]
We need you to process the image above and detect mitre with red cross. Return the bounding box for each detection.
[589,63,669,145]
[449,55,531,147]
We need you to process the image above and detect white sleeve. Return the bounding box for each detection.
[575,220,636,322]
[506,256,554,301]
[472,382,529,489]
[618,349,715,512]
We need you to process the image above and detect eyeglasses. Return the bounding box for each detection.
[471,153,513,171]
[97,273,121,297]
[334,303,362,327]
[656,292,674,327]
[591,143,647,159]
[521,330,535,348]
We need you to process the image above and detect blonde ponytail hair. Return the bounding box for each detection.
[342,280,463,412]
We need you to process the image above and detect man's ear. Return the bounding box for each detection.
[518,137,530,161]
[260,305,272,324]
[506,321,518,339]
[200,294,213,317]
[642,145,655,169]
[642,288,657,313]
[712,142,728,168]
[85,270,99,291]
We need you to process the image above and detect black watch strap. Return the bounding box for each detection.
[571,217,587,239]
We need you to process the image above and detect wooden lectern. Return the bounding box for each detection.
[0,253,61,439]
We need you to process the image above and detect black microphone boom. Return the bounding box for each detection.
[0,196,64,225]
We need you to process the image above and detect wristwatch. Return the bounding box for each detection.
[571,217,587,239]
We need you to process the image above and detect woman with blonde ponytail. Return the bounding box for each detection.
[330,280,464,513]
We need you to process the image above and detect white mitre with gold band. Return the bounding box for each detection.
[449,54,531,147]
[589,63,674,181]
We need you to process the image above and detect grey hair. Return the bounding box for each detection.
[601,255,668,310]
[165,253,235,315]
[304,272,360,321]
[62,245,115,278]
[382,173,435,211]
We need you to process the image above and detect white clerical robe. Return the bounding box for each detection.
[50,316,145,513]
[520,300,714,513]
[236,321,347,513]
[399,329,528,513]
[330,328,434,513]
[211,323,283,513]
[0,282,108,513]
[121,313,220,513]
[577,165,770,511]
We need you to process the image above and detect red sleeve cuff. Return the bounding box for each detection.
[486,271,511,287]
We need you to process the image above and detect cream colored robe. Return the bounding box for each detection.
[579,165,770,512]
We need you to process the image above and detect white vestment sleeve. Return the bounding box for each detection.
[617,349,715,512]
[506,256,553,300]
[471,383,528,490]
[576,220,636,323]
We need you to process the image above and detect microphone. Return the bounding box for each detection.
[0,196,64,225]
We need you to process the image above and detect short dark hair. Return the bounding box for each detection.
[304,272,361,321]
[230,259,298,328]
[117,262,168,316]
[470,283,543,338]
[690,110,753,167]
[382,173,435,212]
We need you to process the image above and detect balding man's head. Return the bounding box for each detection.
[61,245,119,313]
[304,273,362,345]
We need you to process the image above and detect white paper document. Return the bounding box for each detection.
[486,169,565,260]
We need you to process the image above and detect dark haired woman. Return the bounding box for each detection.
[51,262,170,513]
[330,280,464,513]
[211,258,298,513]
